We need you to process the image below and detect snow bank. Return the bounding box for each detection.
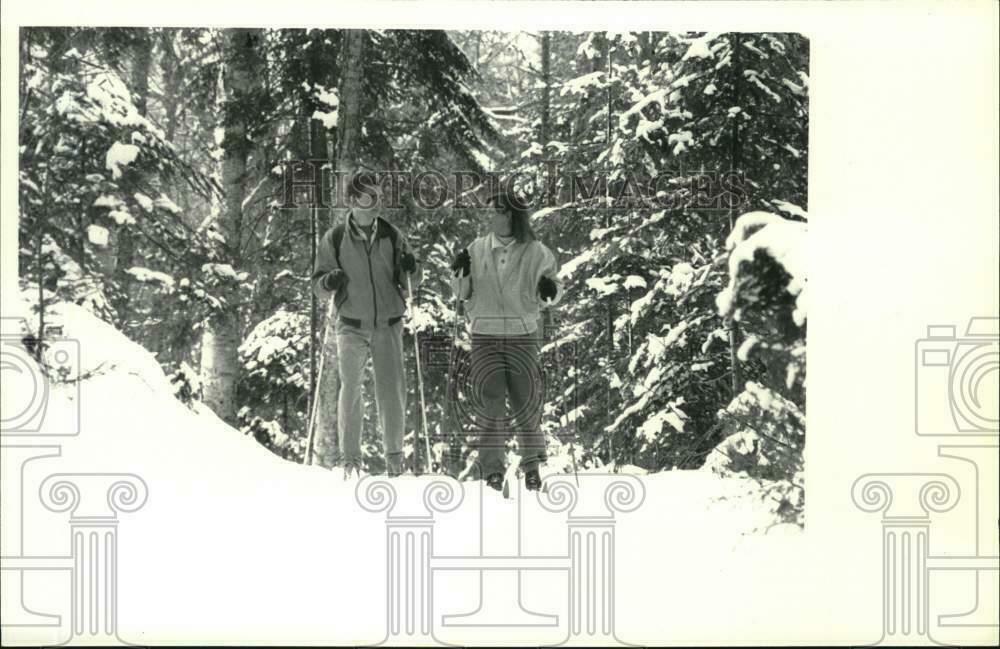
[3,297,803,645]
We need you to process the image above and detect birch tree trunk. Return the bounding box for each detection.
[310,28,366,467]
[200,28,261,425]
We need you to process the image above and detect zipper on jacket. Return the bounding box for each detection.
[365,235,378,326]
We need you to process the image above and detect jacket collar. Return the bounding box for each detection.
[482,232,529,286]
[488,231,518,250]
[346,210,387,242]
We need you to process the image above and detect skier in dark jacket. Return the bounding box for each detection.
[312,171,423,478]
[450,188,563,492]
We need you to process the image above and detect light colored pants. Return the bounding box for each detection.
[336,318,406,472]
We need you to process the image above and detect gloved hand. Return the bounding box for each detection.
[450,248,471,278]
[323,269,347,292]
[538,276,557,301]
[400,252,417,274]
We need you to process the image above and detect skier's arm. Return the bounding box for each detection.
[537,244,564,307]
[311,228,341,300]
[451,272,472,301]
[450,247,472,301]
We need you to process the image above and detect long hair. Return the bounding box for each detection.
[488,186,535,243]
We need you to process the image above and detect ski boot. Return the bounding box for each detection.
[523,467,542,492]
[343,463,363,481]
[485,472,504,492]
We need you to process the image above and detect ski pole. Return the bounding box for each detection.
[548,306,578,487]
[407,272,433,474]
[305,290,337,466]
[447,289,463,470]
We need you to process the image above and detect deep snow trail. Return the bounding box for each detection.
[3,299,805,646]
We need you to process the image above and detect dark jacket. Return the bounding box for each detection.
[312,212,423,329]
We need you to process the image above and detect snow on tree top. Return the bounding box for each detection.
[623,275,647,290]
[312,110,338,129]
[520,142,543,159]
[154,195,182,215]
[560,71,605,96]
[105,142,140,179]
[127,267,176,291]
[202,263,249,283]
[94,194,124,209]
[530,204,569,223]
[109,209,136,226]
[743,69,782,103]
[718,211,808,325]
[585,275,621,297]
[134,192,154,212]
[667,130,693,155]
[681,33,719,61]
[240,310,308,368]
[771,200,807,220]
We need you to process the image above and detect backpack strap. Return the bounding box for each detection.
[329,223,346,269]
[374,218,402,286]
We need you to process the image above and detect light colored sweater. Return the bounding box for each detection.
[451,232,564,335]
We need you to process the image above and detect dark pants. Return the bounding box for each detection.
[469,331,547,476]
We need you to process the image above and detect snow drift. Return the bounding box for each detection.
[2,294,805,646]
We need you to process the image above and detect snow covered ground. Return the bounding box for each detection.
[2,297,811,646]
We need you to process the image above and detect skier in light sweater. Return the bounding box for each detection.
[450,188,563,492]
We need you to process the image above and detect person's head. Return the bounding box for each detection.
[486,186,534,242]
[344,169,383,225]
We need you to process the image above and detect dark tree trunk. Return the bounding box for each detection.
[302,34,332,465]
[114,31,153,331]
[728,33,744,398]
[308,28,366,468]
[540,32,551,148]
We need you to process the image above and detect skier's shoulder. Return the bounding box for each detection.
[526,237,556,262]
[468,234,491,255]
[321,222,347,246]
[376,216,404,243]
[318,223,349,264]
